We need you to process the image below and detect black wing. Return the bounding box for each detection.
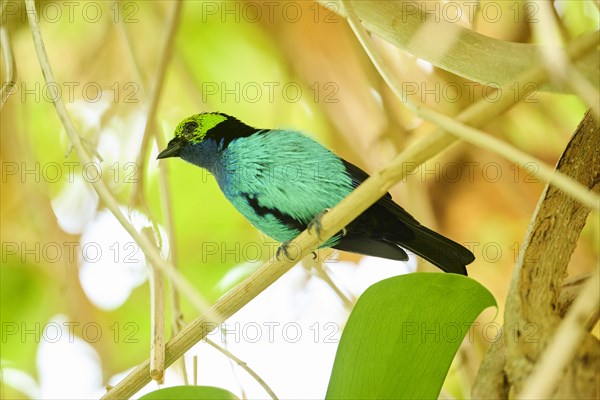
[335,160,474,275]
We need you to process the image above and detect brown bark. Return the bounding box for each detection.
[473,110,600,397]
[471,336,509,398]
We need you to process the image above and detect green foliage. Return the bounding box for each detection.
[326,273,496,399]
[139,385,239,400]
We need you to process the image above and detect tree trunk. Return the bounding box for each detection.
[472,110,600,398]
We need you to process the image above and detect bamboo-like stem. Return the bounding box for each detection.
[342,0,599,210]
[0,26,16,110]
[147,230,166,381]
[151,4,188,383]
[517,269,600,398]
[126,7,182,374]
[161,161,189,384]
[24,0,215,319]
[418,107,599,210]
[130,2,182,208]
[192,355,198,386]
[114,19,147,95]
[532,1,599,119]
[101,10,598,400]
[113,3,189,382]
[205,339,279,400]
[149,266,166,381]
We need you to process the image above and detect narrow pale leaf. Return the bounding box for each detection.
[320,0,598,93]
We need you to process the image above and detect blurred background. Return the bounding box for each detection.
[1,0,598,398]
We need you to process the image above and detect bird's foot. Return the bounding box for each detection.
[276,241,293,261]
[308,208,330,239]
[308,209,349,241]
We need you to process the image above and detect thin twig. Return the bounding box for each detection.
[304,255,354,309]
[192,355,198,386]
[144,227,166,382]
[418,107,599,210]
[151,3,188,383]
[24,0,215,320]
[341,0,599,210]
[114,19,147,95]
[113,2,189,383]
[0,26,17,110]
[101,11,599,400]
[150,264,166,382]
[130,2,183,208]
[533,1,599,118]
[205,339,279,400]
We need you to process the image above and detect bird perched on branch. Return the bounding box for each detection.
[157,112,475,275]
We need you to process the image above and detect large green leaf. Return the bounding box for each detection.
[139,385,239,400]
[326,273,496,399]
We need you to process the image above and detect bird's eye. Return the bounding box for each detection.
[183,121,198,135]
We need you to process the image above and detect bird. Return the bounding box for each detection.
[157,112,475,275]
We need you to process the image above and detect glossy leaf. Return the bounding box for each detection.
[139,385,239,400]
[326,273,496,399]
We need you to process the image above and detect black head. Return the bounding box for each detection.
[157,112,260,159]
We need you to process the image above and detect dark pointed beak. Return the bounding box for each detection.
[157,137,183,159]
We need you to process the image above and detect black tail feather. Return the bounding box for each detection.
[399,224,474,275]
[333,224,474,275]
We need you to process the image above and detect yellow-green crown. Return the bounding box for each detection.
[174,112,228,144]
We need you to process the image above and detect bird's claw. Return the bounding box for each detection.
[276,241,292,261]
[308,208,330,239]
[309,209,349,243]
